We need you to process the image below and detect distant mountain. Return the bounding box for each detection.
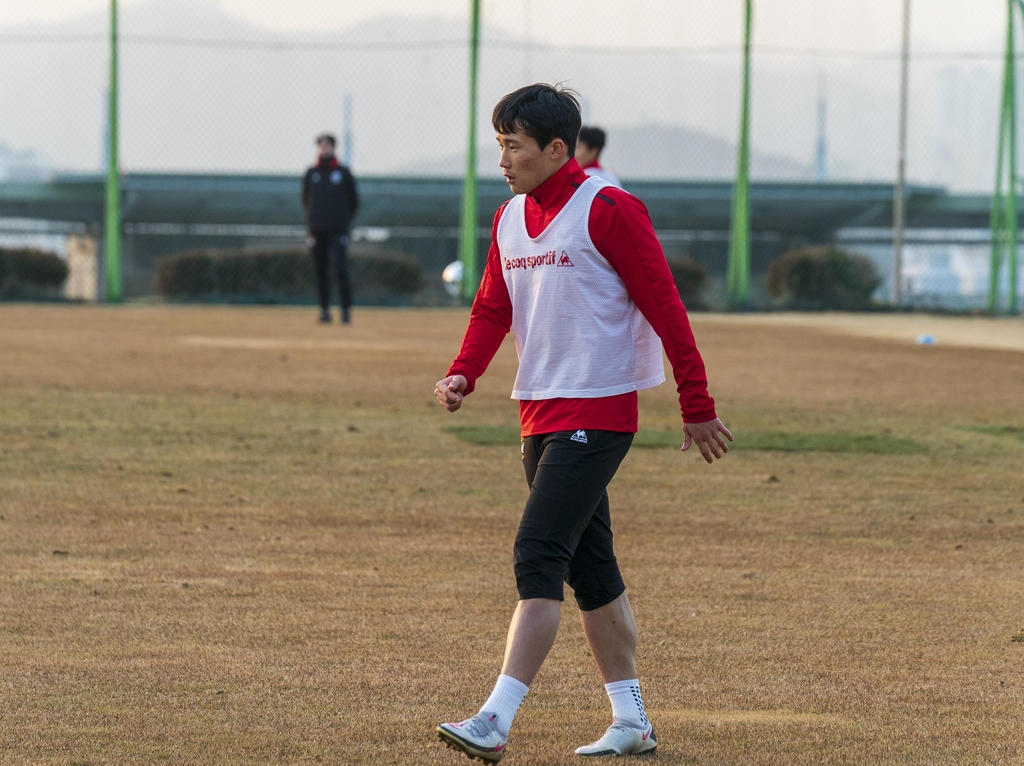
[407,123,810,181]
[0,1,486,175]
[0,0,1002,191]
[604,123,810,181]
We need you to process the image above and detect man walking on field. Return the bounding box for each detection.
[434,84,731,763]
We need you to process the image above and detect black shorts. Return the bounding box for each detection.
[514,430,633,611]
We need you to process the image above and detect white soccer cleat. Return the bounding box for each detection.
[437,711,508,763]
[575,721,657,757]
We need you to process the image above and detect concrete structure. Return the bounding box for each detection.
[0,173,1009,304]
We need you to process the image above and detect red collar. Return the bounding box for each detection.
[317,156,339,169]
[581,159,602,170]
[526,158,588,211]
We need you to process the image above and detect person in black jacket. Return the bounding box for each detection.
[302,133,359,324]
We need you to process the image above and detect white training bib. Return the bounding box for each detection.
[497,176,665,400]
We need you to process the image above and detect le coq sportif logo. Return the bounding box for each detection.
[504,250,574,270]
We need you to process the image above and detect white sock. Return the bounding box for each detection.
[479,674,529,737]
[605,678,649,727]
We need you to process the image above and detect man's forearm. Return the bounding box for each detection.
[447,256,512,395]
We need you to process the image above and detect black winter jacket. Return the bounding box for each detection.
[302,157,359,233]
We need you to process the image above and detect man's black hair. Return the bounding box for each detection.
[492,84,581,157]
[578,126,607,154]
[316,133,337,147]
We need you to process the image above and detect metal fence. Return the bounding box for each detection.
[0,0,1021,309]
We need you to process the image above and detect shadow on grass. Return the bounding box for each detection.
[443,426,926,454]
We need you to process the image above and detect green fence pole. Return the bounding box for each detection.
[727,0,752,308]
[988,11,1011,314]
[1010,3,1019,315]
[1009,2,1024,314]
[458,0,481,302]
[990,0,1023,314]
[104,0,122,303]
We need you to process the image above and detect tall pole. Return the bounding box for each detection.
[892,0,911,307]
[342,93,353,167]
[458,0,482,302]
[1011,4,1021,314]
[727,0,752,308]
[989,1,1012,311]
[990,0,1021,314]
[104,0,122,303]
[815,72,827,183]
[523,0,532,84]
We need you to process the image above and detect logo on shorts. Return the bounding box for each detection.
[570,430,588,444]
[557,251,574,267]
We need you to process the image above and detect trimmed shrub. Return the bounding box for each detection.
[666,257,709,309]
[156,248,424,302]
[350,253,425,295]
[157,251,220,297]
[0,248,69,298]
[767,246,880,310]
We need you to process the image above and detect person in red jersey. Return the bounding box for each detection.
[434,84,731,763]
[575,125,622,188]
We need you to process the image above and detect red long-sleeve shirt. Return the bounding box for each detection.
[448,158,716,437]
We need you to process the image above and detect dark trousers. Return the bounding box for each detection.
[515,430,633,611]
[310,230,352,313]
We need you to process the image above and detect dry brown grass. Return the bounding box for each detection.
[1,305,1023,765]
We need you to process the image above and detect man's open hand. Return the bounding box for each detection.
[435,375,468,412]
[682,418,733,463]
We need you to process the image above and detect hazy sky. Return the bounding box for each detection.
[0,0,1006,51]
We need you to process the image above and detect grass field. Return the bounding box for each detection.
[2,305,1023,765]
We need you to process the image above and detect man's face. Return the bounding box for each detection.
[575,141,600,168]
[317,139,335,160]
[497,130,568,195]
